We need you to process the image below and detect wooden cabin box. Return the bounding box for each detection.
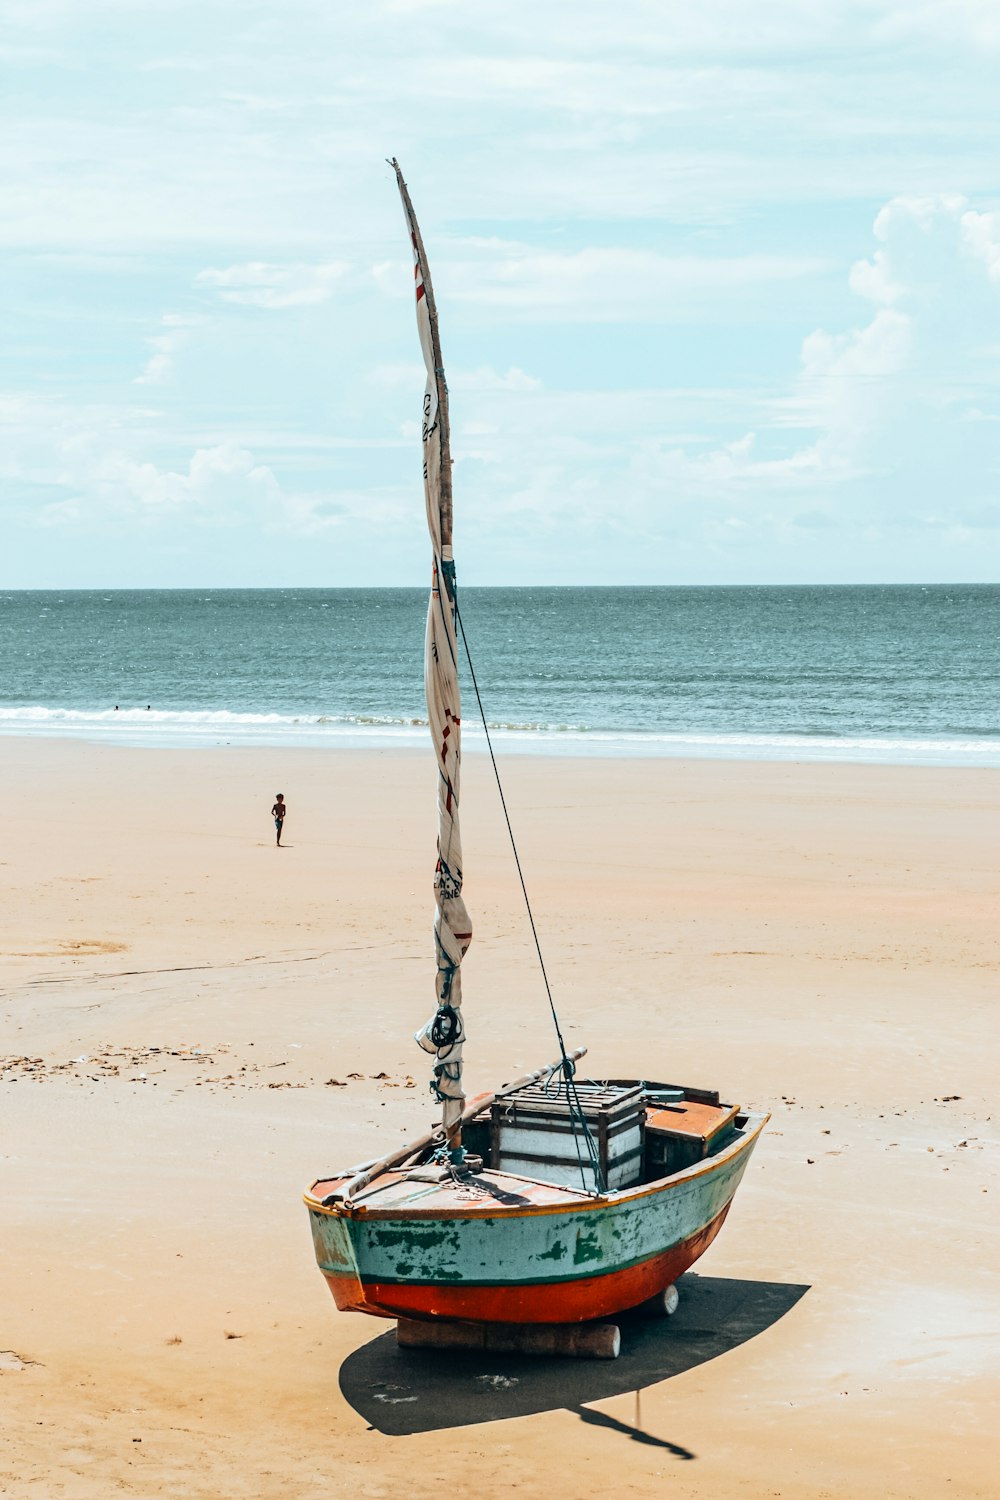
[490,1081,645,1192]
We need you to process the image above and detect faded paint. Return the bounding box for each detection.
[573,1229,602,1265]
[307,1113,766,1325]
[306,1107,768,1324]
[310,1143,748,1290]
[319,1205,733,1323]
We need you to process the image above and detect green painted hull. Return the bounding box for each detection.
[307,1111,765,1322]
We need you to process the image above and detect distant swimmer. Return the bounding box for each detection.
[271,793,286,847]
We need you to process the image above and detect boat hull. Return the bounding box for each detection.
[319,1200,732,1323]
[306,1109,765,1324]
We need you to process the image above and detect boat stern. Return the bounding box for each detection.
[305,1189,390,1318]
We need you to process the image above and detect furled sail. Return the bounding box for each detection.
[391,160,473,1155]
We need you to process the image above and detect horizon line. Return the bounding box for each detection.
[2,580,999,594]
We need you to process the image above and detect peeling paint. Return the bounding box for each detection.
[308,1129,761,1305]
[372,1226,455,1252]
[573,1229,604,1266]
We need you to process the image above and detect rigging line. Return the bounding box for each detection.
[453,599,564,1047]
[453,597,605,1193]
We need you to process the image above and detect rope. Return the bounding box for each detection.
[454,597,605,1193]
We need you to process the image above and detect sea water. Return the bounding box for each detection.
[0,585,997,765]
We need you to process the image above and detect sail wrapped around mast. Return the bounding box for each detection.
[392,160,472,1148]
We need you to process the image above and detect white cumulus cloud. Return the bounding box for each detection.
[94,442,281,516]
[961,209,1000,281]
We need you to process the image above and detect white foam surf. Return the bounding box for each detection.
[0,705,998,765]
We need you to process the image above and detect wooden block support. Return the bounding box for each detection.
[635,1283,680,1318]
[396,1317,621,1360]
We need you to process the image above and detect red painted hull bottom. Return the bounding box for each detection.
[321,1202,732,1324]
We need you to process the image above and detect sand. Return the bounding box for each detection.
[2,737,998,1499]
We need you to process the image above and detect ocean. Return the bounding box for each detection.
[0,585,998,765]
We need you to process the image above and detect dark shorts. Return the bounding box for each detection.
[275,818,284,831]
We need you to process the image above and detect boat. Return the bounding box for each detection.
[303,161,768,1356]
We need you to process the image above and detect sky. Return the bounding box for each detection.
[2,0,1000,587]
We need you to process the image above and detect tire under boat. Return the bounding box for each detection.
[305,1081,768,1325]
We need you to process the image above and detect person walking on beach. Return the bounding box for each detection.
[271,793,286,847]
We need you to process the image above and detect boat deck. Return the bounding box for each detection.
[310,1164,595,1217]
[309,1089,751,1219]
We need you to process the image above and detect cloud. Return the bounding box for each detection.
[792,307,914,463]
[3,2,1000,582]
[876,0,1000,50]
[0,393,161,496]
[439,243,832,322]
[2,390,395,542]
[850,194,1000,309]
[961,209,1000,281]
[772,194,1000,472]
[848,249,903,306]
[93,441,280,515]
[8,188,1000,581]
[454,365,542,392]
[0,396,287,530]
[2,5,998,261]
[440,192,1000,567]
[195,260,350,308]
[134,313,202,385]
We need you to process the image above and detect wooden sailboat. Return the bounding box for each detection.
[304,162,768,1355]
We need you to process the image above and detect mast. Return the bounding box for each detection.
[391,159,472,1162]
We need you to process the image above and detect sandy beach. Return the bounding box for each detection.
[2,737,998,1498]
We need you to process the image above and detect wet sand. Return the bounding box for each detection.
[2,738,998,1498]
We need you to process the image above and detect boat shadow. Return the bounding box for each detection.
[339,1272,809,1437]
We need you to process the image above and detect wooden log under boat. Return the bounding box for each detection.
[396,1317,622,1359]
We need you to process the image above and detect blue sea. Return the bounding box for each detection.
[0,586,998,765]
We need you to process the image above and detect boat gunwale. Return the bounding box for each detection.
[304,1107,769,1223]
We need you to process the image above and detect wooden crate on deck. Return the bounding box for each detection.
[491,1081,644,1193]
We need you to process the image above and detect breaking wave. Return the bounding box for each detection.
[0,705,998,765]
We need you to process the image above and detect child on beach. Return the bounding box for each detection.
[271,794,286,847]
